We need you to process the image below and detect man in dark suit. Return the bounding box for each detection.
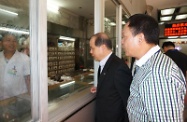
[89,32,132,122]
[162,41,187,78]
[162,41,187,117]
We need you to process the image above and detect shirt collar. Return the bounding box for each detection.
[135,45,160,67]
[99,52,112,67]
[3,50,18,62]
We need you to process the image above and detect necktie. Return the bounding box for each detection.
[134,65,139,75]
[98,65,101,80]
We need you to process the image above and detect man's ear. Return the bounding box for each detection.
[137,33,145,44]
[101,44,106,51]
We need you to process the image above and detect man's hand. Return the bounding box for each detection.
[90,86,97,93]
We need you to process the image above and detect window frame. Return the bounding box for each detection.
[29,0,126,121]
[30,0,48,121]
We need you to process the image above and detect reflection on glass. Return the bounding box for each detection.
[0,0,31,121]
[47,0,94,112]
[48,73,94,103]
[105,0,116,54]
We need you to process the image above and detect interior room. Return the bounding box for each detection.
[0,0,186,121]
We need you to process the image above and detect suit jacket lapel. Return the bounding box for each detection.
[97,53,115,90]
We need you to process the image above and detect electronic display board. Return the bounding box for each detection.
[164,22,187,36]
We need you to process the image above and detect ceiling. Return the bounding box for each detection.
[0,0,186,23]
[47,0,116,19]
[146,0,187,10]
[48,0,187,24]
[146,0,187,23]
[158,6,187,24]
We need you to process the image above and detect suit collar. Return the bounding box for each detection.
[97,53,115,90]
[99,52,112,67]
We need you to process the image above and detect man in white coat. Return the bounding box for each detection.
[0,33,30,100]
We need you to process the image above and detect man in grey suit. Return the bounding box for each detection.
[90,32,132,122]
[121,14,186,122]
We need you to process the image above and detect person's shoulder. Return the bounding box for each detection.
[164,49,176,55]
[151,51,174,69]
[178,51,187,57]
[156,51,173,63]
[152,52,179,74]
[111,54,129,69]
[112,54,123,63]
[16,51,30,60]
[170,50,187,60]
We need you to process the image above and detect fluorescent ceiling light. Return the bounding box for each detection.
[60,81,75,88]
[125,15,129,18]
[180,36,187,38]
[175,14,187,20]
[168,36,178,39]
[104,17,110,22]
[159,22,164,25]
[122,21,126,25]
[0,27,29,35]
[47,0,59,13]
[59,36,75,41]
[161,8,175,15]
[47,5,59,13]
[160,16,172,21]
[0,8,18,16]
[109,22,116,26]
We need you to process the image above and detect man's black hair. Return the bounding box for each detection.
[162,41,175,49]
[127,14,159,45]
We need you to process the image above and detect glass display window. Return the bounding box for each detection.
[0,0,31,121]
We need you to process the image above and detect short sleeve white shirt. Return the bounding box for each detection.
[0,50,30,100]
